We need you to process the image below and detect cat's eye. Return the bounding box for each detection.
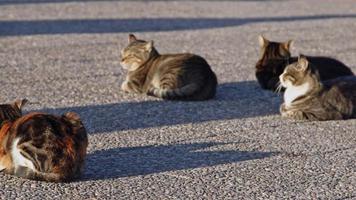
[121,54,133,61]
[286,75,296,83]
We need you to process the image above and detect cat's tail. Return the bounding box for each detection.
[13,166,68,182]
[147,83,203,100]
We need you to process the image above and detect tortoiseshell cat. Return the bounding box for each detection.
[120,34,217,100]
[255,35,354,91]
[0,99,88,182]
[279,56,356,121]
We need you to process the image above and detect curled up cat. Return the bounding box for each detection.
[279,55,356,121]
[120,34,217,100]
[0,99,88,182]
[255,35,354,92]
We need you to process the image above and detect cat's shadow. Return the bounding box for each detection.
[33,81,282,134]
[83,142,278,181]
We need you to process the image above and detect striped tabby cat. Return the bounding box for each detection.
[0,99,88,182]
[256,35,353,91]
[280,56,356,121]
[120,34,217,100]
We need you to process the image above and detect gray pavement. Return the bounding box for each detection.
[0,0,356,199]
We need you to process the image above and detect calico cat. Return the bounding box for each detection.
[0,99,88,182]
[279,55,356,121]
[255,35,354,91]
[120,34,217,100]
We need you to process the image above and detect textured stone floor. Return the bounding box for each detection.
[0,0,355,199]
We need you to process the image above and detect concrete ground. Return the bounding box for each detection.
[0,0,356,199]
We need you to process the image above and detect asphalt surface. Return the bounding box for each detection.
[0,0,356,199]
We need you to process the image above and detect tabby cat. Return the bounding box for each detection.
[120,34,217,100]
[279,55,356,121]
[255,35,354,91]
[0,99,88,182]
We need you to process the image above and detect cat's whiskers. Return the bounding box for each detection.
[275,82,284,94]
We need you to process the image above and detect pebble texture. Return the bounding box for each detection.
[0,0,356,199]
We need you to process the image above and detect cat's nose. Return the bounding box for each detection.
[279,75,284,81]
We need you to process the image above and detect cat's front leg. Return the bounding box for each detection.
[280,104,306,120]
[121,80,131,92]
[121,80,142,94]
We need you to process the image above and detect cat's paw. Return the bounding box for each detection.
[281,110,294,118]
[279,103,288,113]
[121,81,131,93]
[280,105,296,118]
[281,110,306,120]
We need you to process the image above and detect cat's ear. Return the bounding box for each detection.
[63,112,83,126]
[258,35,269,47]
[297,55,309,72]
[128,34,137,43]
[145,41,154,51]
[13,99,28,110]
[282,40,293,51]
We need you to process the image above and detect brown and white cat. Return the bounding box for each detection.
[120,34,217,100]
[256,35,354,91]
[279,56,356,121]
[0,99,88,182]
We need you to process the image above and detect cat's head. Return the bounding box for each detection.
[258,35,292,61]
[120,34,157,71]
[279,55,320,89]
[0,99,28,123]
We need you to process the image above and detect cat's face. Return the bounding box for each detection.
[258,35,292,61]
[0,99,27,123]
[120,34,154,71]
[279,56,311,88]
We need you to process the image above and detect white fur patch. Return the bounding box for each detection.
[284,82,310,107]
[11,138,35,170]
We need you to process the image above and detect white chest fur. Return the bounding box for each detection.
[284,82,310,107]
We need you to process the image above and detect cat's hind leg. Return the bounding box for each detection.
[0,153,13,172]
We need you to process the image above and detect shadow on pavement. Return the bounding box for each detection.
[32,81,281,134]
[1,14,356,36]
[83,142,278,180]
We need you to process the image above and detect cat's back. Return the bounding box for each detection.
[13,112,87,145]
[155,53,210,69]
[14,113,63,136]
[306,56,354,79]
[323,76,356,92]
[322,76,356,104]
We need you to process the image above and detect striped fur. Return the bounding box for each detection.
[120,34,217,101]
[255,35,353,92]
[0,100,88,182]
[280,56,356,121]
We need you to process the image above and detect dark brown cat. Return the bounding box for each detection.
[0,99,88,182]
[256,35,354,91]
[120,34,217,100]
[279,56,356,121]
